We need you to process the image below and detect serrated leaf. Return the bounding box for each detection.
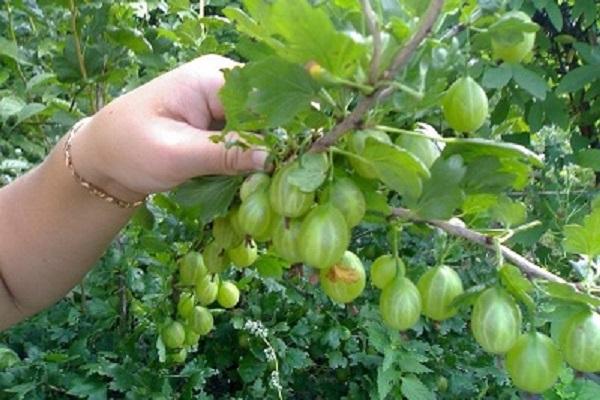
[414,155,466,220]
[401,375,435,400]
[173,176,242,223]
[563,207,600,257]
[228,0,366,77]
[538,281,600,308]
[490,195,527,227]
[499,264,535,310]
[362,138,430,201]
[220,56,319,130]
[511,64,548,100]
[377,364,400,400]
[288,153,329,192]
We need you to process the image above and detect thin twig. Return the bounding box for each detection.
[310,0,445,152]
[390,207,596,294]
[360,0,382,83]
[69,0,97,113]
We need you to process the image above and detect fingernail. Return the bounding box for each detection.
[252,150,269,171]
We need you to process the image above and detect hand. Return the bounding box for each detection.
[70,55,267,202]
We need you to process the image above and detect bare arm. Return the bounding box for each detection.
[0,55,266,330]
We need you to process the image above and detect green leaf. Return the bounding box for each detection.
[575,149,600,171]
[490,195,527,227]
[414,155,466,220]
[488,13,539,46]
[0,96,25,120]
[288,153,329,192]
[556,65,600,94]
[173,176,242,223]
[107,27,153,55]
[443,137,543,167]
[499,264,535,310]
[66,377,107,400]
[482,64,512,89]
[0,36,31,65]
[220,56,319,130]
[511,64,548,100]
[545,1,563,32]
[16,103,46,125]
[401,375,435,400]
[362,138,430,201]
[563,207,600,257]
[377,364,400,400]
[451,284,487,308]
[538,281,600,308]
[229,0,367,77]
[255,254,287,279]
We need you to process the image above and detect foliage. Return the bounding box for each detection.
[1,0,600,399]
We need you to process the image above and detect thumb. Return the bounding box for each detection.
[167,123,269,177]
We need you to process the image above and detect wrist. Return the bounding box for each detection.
[68,118,147,206]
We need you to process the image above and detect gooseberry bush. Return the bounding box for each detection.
[1,0,600,399]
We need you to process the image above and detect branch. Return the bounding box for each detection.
[360,0,382,83]
[310,0,444,152]
[391,207,589,291]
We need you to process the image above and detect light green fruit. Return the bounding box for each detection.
[184,326,201,347]
[379,277,422,331]
[162,320,186,349]
[442,76,488,133]
[227,239,258,268]
[505,332,563,394]
[417,265,464,321]
[167,348,187,363]
[471,287,522,354]
[298,204,350,269]
[202,240,229,274]
[561,311,600,373]
[326,178,366,228]
[370,255,405,289]
[189,306,214,335]
[217,281,240,309]
[347,130,391,178]
[195,274,220,306]
[178,251,207,286]
[212,215,243,249]
[177,292,195,319]
[240,172,271,201]
[320,251,366,304]
[271,217,303,263]
[238,190,274,238]
[269,162,315,218]
[491,11,536,63]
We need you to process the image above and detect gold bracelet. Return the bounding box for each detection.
[64,120,147,209]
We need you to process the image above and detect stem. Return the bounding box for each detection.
[390,207,592,292]
[360,0,382,83]
[386,81,424,100]
[262,337,283,400]
[69,0,97,113]
[310,0,445,152]
[5,3,27,85]
[330,146,369,163]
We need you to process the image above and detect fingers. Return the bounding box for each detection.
[171,55,242,128]
[159,120,268,179]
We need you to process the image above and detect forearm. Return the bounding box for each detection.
[0,128,135,330]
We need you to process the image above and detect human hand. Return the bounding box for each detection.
[70,55,267,202]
